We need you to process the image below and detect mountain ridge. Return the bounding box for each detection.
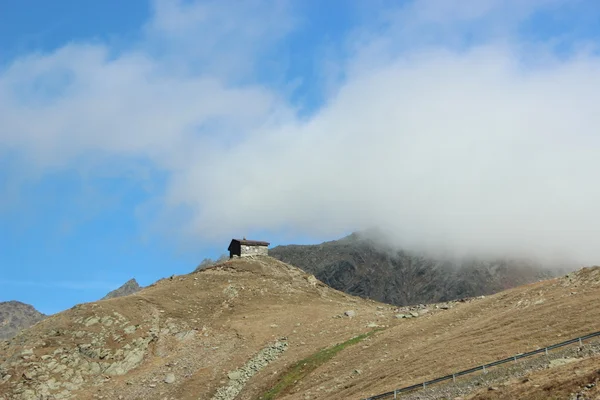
[0,301,45,341]
[269,232,565,306]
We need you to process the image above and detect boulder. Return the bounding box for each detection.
[164,373,175,384]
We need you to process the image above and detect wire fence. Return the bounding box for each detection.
[362,330,600,400]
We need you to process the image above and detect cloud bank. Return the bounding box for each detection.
[2,0,600,264]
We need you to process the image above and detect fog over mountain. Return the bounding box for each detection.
[270,232,568,307]
[2,0,600,265]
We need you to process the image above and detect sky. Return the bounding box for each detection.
[1,0,600,315]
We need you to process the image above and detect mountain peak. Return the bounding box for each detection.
[270,236,562,306]
[0,301,45,340]
[101,278,142,300]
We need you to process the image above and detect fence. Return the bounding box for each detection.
[362,330,600,400]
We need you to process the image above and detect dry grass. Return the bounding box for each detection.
[1,258,599,400]
[468,353,600,399]
[260,330,380,400]
[283,267,600,399]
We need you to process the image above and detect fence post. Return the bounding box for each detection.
[423,382,426,389]
[483,365,486,374]
[452,373,456,383]
[545,348,549,356]
[393,389,397,399]
[513,356,517,363]
[579,337,583,347]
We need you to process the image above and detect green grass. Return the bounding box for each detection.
[259,329,381,400]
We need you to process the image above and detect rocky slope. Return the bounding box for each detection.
[0,279,143,342]
[1,257,598,400]
[0,256,390,400]
[0,302,45,341]
[270,233,563,306]
[101,279,143,300]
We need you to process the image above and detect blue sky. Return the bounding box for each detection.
[1,0,600,315]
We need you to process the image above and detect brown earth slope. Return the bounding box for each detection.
[297,266,600,400]
[1,257,599,400]
[0,257,390,400]
[467,354,600,400]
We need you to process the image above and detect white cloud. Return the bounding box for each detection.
[0,43,281,169]
[176,45,600,262]
[1,0,600,264]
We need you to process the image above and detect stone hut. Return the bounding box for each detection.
[228,238,270,258]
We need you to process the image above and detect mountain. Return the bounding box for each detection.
[101,278,142,300]
[0,301,45,340]
[194,254,229,272]
[270,232,564,306]
[0,256,386,399]
[1,256,599,400]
